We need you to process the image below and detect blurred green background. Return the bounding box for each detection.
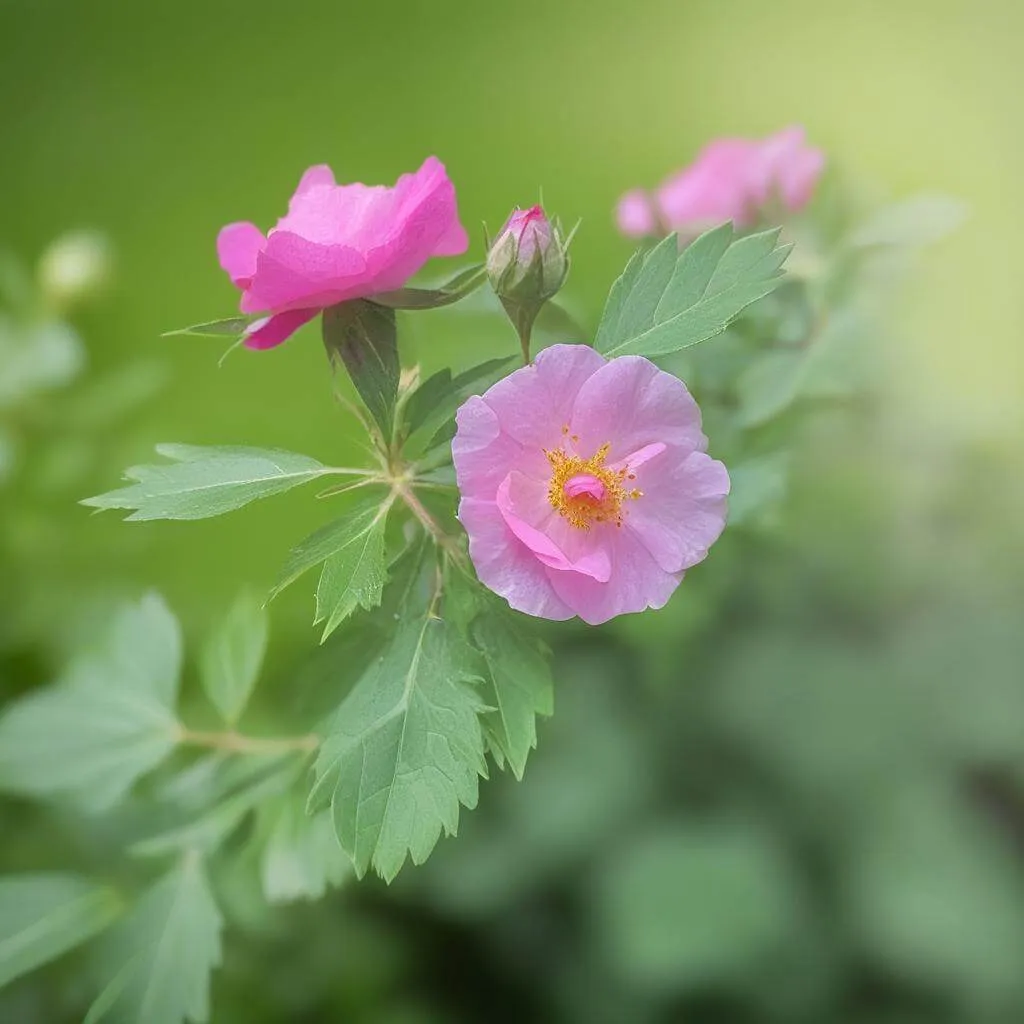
[2,1,1024,1021]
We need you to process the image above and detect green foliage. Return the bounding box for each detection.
[402,355,515,453]
[309,579,488,880]
[272,496,392,640]
[595,224,791,358]
[0,593,181,811]
[85,856,222,1024]
[0,874,120,990]
[257,797,351,904]
[200,590,268,724]
[372,263,486,309]
[321,299,399,438]
[469,604,554,779]
[0,317,84,409]
[849,194,967,249]
[82,444,332,521]
[162,316,253,339]
[593,822,801,992]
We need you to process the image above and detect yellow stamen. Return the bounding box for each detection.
[545,441,641,529]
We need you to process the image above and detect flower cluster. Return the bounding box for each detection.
[616,126,824,239]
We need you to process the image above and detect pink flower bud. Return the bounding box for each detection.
[486,205,568,302]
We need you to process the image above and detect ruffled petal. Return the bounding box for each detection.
[624,449,729,573]
[242,308,320,351]
[546,525,681,625]
[569,356,706,463]
[482,344,607,449]
[217,221,265,289]
[457,498,574,620]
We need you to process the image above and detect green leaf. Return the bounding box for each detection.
[849,194,967,249]
[82,444,330,521]
[161,316,252,339]
[0,874,121,990]
[735,349,805,428]
[309,613,487,881]
[371,264,486,309]
[0,593,181,811]
[258,797,351,903]
[271,497,391,640]
[534,299,589,343]
[322,299,399,437]
[85,856,222,1024]
[472,612,554,780]
[595,224,791,358]
[200,590,268,724]
[132,756,299,858]
[403,356,515,450]
[727,453,790,528]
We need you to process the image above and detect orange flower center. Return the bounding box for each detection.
[545,433,642,530]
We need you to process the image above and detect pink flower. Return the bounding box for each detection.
[616,127,825,239]
[615,189,659,239]
[486,204,567,299]
[217,157,469,350]
[453,344,729,624]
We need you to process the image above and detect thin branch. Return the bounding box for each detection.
[177,728,319,756]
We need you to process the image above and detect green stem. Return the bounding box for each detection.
[177,728,318,756]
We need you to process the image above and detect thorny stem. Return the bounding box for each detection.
[177,727,319,756]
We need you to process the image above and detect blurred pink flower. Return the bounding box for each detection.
[453,344,729,624]
[217,157,469,350]
[615,189,659,238]
[616,127,824,239]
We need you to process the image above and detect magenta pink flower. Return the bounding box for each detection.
[616,127,825,239]
[615,189,659,239]
[217,157,469,350]
[453,344,729,624]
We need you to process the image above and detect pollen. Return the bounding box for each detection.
[545,441,640,529]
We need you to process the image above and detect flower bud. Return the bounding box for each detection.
[487,206,568,302]
[486,206,571,362]
[37,231,112,310]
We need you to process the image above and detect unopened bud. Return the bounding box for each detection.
[486,206,572,363]
[38,231,112,310]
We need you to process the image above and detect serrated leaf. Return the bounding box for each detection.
[322,299,399,438]
[82,444,330,521]
[85,856,222,1024]
[161,316,251,339]
[200,591,268,724]
[849,194,967,249]
[0,874,121,990]
[371,264,486,309]
[473,612,554,780]
[595,224,791,358]
[258,797,351,904]
[309,614,487,881]
[270,498,391,640]
[0,593,181,811]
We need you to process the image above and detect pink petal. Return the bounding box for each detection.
[458,498,574,620]
[656,138,758,231]
[453,396,546,502]
[482,344,607,449]
[240,232,367,314]
[242,308,320,351]
[546,526,681,625]
[624,449,729,573]
[496,472,612,582]
[569,356,706,464]
[217,222,266,289]
[616,190,657,238]
[294,164,336,198]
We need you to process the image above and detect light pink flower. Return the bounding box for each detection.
[616,126,825,239]
[217,157,469,350]
[615,189,659,239]
[453,344,729,625]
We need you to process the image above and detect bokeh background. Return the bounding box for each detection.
[2,1,1024,1021]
